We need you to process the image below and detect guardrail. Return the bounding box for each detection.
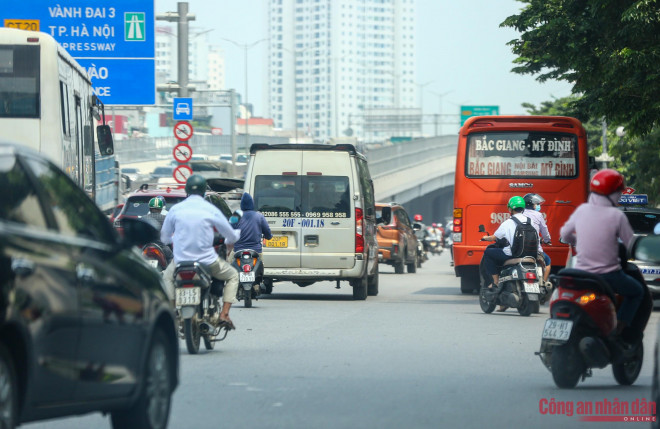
[366,135,457,178]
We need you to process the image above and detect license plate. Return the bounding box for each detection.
[542,319,573,341]
[175,287,200,306]
[524,283,540,293]
[264,236,288,248]
[148,259,160,268]
[239,272,255,282]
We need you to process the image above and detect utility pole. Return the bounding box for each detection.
[156,2,196,97]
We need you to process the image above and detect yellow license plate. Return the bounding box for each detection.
[4,19,40,31]
[264,236,288,248]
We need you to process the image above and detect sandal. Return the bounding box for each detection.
[219,317,236,330]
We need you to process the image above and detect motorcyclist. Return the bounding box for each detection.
[559,169,643,339]
[522,193,552,286]
[160,174,241,328]
[228,192,273,292]
[143,196,167,231]
[480,196,533,311]
[413,214,426,240]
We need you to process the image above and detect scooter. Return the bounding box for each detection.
[230,249,264,308]
[536,242,652,388]
[174,261,232,354]
[142,241,172,272]
[477,225,543,316]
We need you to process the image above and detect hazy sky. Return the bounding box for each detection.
[156,0,573,134]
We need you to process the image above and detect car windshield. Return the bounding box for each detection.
[624,211,660,234]
[153,167,173,175]
[123,195,186,217]
[121,168,138,174]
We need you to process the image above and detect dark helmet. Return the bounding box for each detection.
[523,193,545,208]
[185,174,207,196]
[590,169,625,195]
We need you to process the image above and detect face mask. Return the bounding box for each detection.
[535,205,541,211]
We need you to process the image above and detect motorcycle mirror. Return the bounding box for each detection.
[478,224,486,233]
[630,234,660,264]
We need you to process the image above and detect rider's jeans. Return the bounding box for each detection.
[600,269,644,324]
[163,257,239,304]
[482,247,511,279]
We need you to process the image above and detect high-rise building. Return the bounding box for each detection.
[268,0,417,142]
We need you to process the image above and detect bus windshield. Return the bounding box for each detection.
[0,45,40,118]
[466,132,578,178]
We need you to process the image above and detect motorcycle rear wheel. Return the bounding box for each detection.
[551,344,584,388]
[517,289,533,317]
[479,287,496,313]
[203,334,215,350]
[184,318,201,355]
[613,342,643,385]
[244,288,253,308]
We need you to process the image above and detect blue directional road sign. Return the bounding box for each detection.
[1,0,155,105]
[173,98,193,121]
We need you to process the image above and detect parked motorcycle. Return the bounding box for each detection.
[536,241,652,389]
[230,249,264,308]
[174,261,232,354]
[477,225,543,316]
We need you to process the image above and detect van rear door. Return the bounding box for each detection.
[251,150,303,268]
[300,152,354,269]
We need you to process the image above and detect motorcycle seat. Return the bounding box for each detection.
[503,256,537,266]
[175,261,213,278]
[552,268,617,303]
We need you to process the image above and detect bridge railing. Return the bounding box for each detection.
[366,135,457,178]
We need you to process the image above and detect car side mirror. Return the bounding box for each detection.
[97,124,114,156]
[381,206,392,225]
[630,234,660,264]
[120,218,159,248]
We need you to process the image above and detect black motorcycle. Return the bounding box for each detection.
[477,225,546,316]
[174,261,232,354]
[230,249,264,308]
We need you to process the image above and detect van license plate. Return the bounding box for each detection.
[265,236,288,248]
[542,319,573,341]
[176,287,200,306]
[239,272,255,282]
[524,283,540,293]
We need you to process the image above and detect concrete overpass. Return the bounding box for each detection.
[115,134,458,224]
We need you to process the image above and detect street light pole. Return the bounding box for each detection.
[221,37,268,153]
[429,90,452,136]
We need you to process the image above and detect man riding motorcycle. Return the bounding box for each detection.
[559,169,644,341]
[161,174,241,328]
[522,193,552,286]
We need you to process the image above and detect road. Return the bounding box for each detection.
[25,251,659,429]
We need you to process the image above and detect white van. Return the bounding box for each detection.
[243,144,380,299]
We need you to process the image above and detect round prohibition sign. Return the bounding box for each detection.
[173,164,193,184]
[173,143,193,163]
[174,121,194,141]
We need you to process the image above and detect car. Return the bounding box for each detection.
[375,202,420,273]
[620,205,660,297]
[242,143,380,299]
[0,142,179,429]
[217,153,248,179]
[150,166,174,181]
[121,167,142,182]
[188,160,229,179]
[113,183,234,238]
[175,102,190,115]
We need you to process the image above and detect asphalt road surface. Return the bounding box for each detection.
[25,251,660,429]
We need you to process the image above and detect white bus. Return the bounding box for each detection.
[0,27,118,212]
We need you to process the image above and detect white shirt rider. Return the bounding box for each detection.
[493,213,532,256]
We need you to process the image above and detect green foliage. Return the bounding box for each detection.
[501,0,660,137]
[608,128,660,205]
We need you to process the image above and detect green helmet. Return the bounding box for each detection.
[507,196,526,210]
[185,174,207,196]
[148,197,164,209]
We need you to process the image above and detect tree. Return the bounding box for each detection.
[501,0,660,137]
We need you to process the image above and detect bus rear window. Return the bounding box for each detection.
[0,45,40,118]
[466,132,578,178]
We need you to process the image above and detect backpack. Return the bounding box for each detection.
[510,216,539,258]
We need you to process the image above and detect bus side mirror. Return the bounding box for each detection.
[97,125,114,156]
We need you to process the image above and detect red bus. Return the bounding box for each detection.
[452,116,590,294]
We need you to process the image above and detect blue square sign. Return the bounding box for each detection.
[173,98,193,120]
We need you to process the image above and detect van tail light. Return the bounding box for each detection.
[355,207,364,253]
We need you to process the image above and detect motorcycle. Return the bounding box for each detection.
[230,249,264,308]
[536,242,652,389]
[416,239,428,267]
[174,261,232,354]
[424,234,443,255]
[142,241,172,272]
[477,225,544,316]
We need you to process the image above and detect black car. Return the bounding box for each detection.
[0,143,178,429]
[621,206,660,296]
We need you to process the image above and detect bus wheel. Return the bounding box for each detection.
[460,271,479,294]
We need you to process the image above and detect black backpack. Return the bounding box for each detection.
[510,216,539,258]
